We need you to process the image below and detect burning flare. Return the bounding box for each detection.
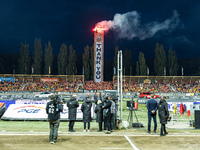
[93,11,180,40]
[93,21,114,33]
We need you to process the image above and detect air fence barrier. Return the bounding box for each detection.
[1,91,200,118]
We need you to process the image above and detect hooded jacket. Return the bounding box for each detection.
[67,97,79,120]
[158,99,169,124]
[81,99,92,122]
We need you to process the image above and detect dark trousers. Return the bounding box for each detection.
[84,122,90,130]
[148,114,157,132]
[69,120,75,131]
[110,113,115,130]
[49,119,60,142]
[98,122,102,131]
[104,113,111,131]
[160,124,167,135]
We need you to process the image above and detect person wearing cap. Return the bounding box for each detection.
[158,96,170,136]
[46,95,63,144]
[147,94,158,134]
[67,95,79,132]
[95,100,104,132]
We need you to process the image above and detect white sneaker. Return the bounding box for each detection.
[87,130,90,132]
[83,130,86,132]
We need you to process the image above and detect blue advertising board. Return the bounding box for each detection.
[0,100,15,109]
[0,77,15,82]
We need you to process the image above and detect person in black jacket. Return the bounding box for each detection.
[95,100,104,132]
[46,95,63,144]
[147,94,158,134]
[94,92,98,105]
[102,95,112,134]
[67,95,79,132]
[81,97,92,132]
[158,96,170,136]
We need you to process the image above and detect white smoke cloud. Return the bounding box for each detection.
[95,10,180,40]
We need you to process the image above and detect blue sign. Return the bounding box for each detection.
[0,77,15,82]
[0,100,15,109]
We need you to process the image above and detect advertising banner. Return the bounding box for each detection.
[0,100,15,109]
[1,104,94,121]
[41,78,58,82]
[15,100,50,105]
[95,42,102,82]
[167,102,193,112]
[0,77,15,82]
[0,103,5,117]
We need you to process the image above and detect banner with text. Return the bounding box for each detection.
[41,78,58,82]
[95,42,102,82]
[0,77,15,82]
[1,104,94,121]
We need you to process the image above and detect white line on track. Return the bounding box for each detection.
[124,135,140,150]
[99,148,131,149]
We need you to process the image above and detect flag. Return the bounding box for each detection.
[31,66,34,74]
[187,110,191,117]
[147,67,149,76]
[49,66,50,74]
[164,67,166,76]
[114,67,116,75]
[180,103,183,115]
[181,67,184,76]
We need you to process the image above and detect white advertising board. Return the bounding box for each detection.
[1,104,94,121]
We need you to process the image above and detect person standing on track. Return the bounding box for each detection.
[46,95,63,144]
[110,95,116,132]
[147,94,158,134]
[81,96,92,132]
[102,95,112,134]
[95,100,104,132]
[158,96,170,136]
[67,95,79,132]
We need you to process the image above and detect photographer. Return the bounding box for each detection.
[158,96,170,136]
[46,95,63,144]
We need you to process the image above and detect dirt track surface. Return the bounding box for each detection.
[131,135,200,150]
[0,135,131,150]
[1,134,200,150]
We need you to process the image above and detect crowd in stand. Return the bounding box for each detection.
[0,80,200,93]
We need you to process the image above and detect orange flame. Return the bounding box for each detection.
[93,25,106,33]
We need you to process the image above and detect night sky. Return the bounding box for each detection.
[0,0,200,61]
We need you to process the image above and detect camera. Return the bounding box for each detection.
[127,100,134,108]
[53,95,62,104]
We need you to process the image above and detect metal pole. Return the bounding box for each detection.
[120,50,123,120]
[117,52,120,119]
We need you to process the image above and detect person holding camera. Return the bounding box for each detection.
[158,96,170,136]
[67,95,79,132]
[46,95,63,144]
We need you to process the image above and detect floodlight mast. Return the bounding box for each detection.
[117,50,123,121]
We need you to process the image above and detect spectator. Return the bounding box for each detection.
[147,94,158,134]
[67,95,79,132]
[81,96,92,132]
